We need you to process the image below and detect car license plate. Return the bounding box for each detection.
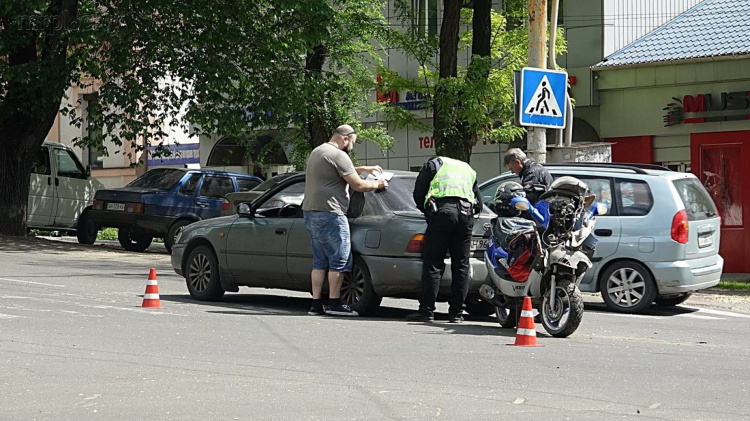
[698,234,713,248]
[471,237,489,251]
[106,202,125,211]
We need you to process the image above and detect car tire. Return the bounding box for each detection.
[164,219,192,253]
[600,261,657,314]
[464,298,496,316]
[342,256,382,316]
[655,292,693,307]
[185,245,225,301]
[76,209,97,245]
[117,228,153,252]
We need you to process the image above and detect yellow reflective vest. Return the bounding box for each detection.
[426,157,476,205]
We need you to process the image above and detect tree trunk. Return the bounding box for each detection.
[0,0,78,236]
[305,44,332,149]
[433,1,465,161]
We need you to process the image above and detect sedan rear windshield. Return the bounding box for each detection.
[127,169,186,190]
[672,178,719,221]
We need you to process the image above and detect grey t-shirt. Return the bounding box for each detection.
[302,142,356,215]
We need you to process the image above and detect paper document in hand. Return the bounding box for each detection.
[366,171,394,182]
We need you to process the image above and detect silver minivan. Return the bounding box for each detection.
[480,163,723,313]
[27,141,104,243]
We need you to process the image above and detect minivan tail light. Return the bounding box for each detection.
[92,200,104,211]
[125,203,145,213]
[406,234,425,253]
[221,198,230,211]
[671,210,689,244]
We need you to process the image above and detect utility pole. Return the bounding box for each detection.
[527,0,548,163]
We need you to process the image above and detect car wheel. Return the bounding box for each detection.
[164,219,192,253]
[600,261,657,314]
[464,298,496,316]
[117,228,153,252]
[185,245,225,301]
[655,292,693,307]
[76,209,97,245]
[341,256,382,316]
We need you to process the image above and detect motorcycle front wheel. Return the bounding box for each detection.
[540,278,584,338]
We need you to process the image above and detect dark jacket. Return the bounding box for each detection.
[413,157,483,215]
[519,158,553,204]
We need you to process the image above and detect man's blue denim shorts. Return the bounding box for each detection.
[303,211,353,273]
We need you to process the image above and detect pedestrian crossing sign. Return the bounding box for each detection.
[519,67,568,129]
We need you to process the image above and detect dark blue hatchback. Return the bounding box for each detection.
[88,168,262,252]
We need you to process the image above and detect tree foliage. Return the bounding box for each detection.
[384,0,566,162]
[0,0,391,235]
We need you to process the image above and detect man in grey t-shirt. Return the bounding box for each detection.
[302,124,388,317]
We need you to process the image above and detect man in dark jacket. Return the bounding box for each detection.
[407,156,483,323]
[504,148,553,204]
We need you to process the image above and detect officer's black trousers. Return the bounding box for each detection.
[419,200,474,316]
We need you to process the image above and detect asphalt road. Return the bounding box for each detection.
[1,235,750,420]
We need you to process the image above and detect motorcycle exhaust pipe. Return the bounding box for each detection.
[479,285,506,307]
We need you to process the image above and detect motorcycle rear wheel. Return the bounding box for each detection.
[540,278,583,338]
[495,304,518,329]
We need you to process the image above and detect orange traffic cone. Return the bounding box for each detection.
[508,296,543,347]
[141,268,162,308]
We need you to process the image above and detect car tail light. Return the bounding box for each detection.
[92,200,104,210]
[221,198,230,211]
[125,203,145,213]
[671,210,689,244]
[406,234,424,253]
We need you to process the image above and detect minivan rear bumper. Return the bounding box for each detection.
[649,255,724,294]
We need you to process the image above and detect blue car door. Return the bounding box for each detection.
[195,175,236,219]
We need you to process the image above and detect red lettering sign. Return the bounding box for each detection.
[418,136,434,149]
[683,94,706,113]
[376,75,399,104]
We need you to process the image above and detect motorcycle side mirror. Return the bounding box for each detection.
[511,196,531,211]
[589,202,608,216]
[584,193,596,208]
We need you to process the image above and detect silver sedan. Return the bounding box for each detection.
[171,171,496,315]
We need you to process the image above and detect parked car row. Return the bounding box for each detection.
[48,152,721,316]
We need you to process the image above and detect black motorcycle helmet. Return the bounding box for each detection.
[493,181,525,217]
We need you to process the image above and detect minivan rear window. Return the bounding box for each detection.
[672,178,720,221]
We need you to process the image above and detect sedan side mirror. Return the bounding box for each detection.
[238,202,253,218]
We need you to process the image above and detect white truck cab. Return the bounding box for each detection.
[27,141,105,243]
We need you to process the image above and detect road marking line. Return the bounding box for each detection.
[684,306,750,319]
[679,314,724,320]
[0,277,65,287]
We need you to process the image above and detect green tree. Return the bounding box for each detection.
[384,0,565,162]
[0,0,391,236]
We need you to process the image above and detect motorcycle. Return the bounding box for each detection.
[479,176,608,338]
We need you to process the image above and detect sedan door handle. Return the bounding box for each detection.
[275,228,287,235]
[594,229,613,236]
[196,201,209,207]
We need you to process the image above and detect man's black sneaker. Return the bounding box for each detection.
[405,311,434,323]
[325,303,359,317]
[308,304,326,316]
[448,313,464,324]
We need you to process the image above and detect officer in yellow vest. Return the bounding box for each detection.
[407,156,483,323]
